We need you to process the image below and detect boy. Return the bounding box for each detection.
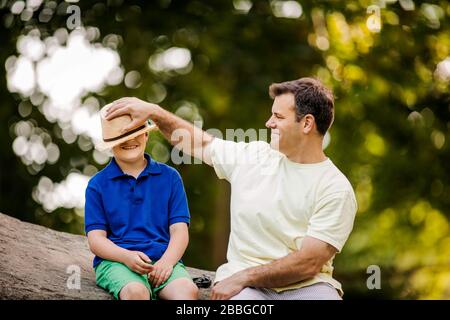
[84,104,198,300]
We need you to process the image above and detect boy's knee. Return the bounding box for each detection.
[188,281,199,298]
[162,278,199,300]
[120,282,150,300]
[177,279,199,299]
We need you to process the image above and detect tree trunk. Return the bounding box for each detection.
[0,212,215,300]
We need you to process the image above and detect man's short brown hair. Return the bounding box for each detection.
[269,77,334,135]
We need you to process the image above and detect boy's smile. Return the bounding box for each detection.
[112,133,149,164]
[120,143,139,150]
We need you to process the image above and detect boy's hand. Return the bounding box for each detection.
[148,259,174,288]
[123,251,154,275]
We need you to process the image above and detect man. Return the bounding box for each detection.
[105,77,357,300]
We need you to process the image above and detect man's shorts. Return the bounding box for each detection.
[229,282,342,300]
[95,260,192,300]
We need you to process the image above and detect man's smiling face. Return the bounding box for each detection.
[112,133,148,162]
[265,93,304,154]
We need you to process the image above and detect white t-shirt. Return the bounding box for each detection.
[209,138,357,295]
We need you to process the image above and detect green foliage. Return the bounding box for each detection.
[0,0,449,298]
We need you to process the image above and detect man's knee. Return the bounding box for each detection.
[119,282,150,300]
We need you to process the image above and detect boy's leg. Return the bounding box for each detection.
[119,282,151,300]
[158,278,198,300]
[95,260,152,300]
[154,262,198,300]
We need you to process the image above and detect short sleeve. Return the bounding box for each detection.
[306,191,357,252]
[84,181,108,234]
[168,171,190,226]
[210,138,273,181]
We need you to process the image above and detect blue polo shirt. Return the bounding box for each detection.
[84,153,190,268]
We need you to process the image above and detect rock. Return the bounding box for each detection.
[0,212,215,300]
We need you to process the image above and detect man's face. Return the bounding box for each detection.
[112,133,148,162]
[265,93,304,154]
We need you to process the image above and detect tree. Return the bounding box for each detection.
[1,0,449,298]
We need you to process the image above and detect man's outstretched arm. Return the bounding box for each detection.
[211,236,337,300]
[105,97,214,165]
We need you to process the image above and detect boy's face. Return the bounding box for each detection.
[112,133,148,162]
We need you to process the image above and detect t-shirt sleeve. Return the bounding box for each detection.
[84,180,108,235]
[210,138,261,181]
[168,170,191,226]
[306,191,357,253]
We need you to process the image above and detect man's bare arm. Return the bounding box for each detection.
[244,236,337,288]
[212,236,337,299]
[105,97,214,165]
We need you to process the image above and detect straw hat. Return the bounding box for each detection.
[96,103,158,151]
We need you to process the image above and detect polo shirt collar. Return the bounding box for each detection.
[106,153,161,179]
[142,153,162,176]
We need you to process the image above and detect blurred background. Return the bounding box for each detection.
[0,0,449,299]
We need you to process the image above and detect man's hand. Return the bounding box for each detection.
[122,250,154,275]
[211,271,249,300]
[105,96,214,163]
[148,259,174,288]
[106,97,158,133]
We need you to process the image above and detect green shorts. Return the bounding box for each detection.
[95,260,192,300]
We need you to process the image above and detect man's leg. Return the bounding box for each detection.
[229,287,270,300]
[262,282,342,300]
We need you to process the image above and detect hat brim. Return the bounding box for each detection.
[95,124,158,152]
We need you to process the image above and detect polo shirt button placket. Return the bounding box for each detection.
[132,179,141,204]
[130,179,136,200]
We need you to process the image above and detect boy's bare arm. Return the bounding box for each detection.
[159,222,189,265]
[147,223,189,287]
[87,230,154,275]
[105,98,214,165]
